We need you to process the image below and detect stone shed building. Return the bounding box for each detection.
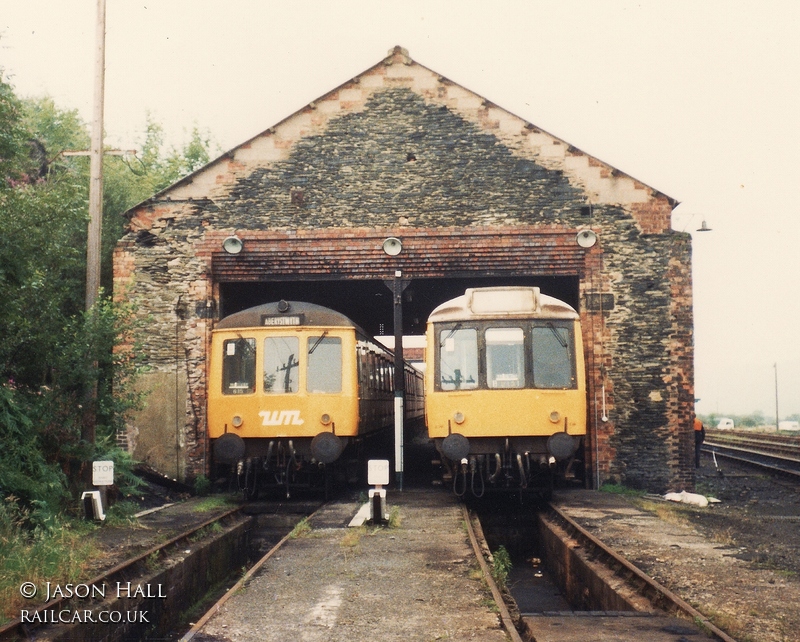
[114,47,694,493]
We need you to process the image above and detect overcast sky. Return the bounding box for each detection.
[2,0,799,418]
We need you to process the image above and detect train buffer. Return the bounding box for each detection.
[187,489,508,641]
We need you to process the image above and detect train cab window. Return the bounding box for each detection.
[222,338,256,395]
[263,337,299,394]
[531,324,574,389]
[307,336,342,393]
[486,327,525,389]
[439,327,478,390]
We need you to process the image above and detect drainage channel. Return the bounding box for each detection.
[171,499,323,641]
[1,500,320,642]
[471,498,736,642]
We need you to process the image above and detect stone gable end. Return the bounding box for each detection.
[115,46,693,493]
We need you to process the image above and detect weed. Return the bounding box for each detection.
[387,505,401,529]
[145,550,162,571]
[193,475,212,497]
[188,521,224,542]
[600,483,646,497]
[710,526,737,548]
[340,526,364,549]
[193,496,236,513]
[491,545,512,588]
[288,517,312,539]
[699,607,755,642]
[0,500,100,623]
[103,500,140,527]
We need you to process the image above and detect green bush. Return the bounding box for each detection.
[491,545,512,587]
[0,384,69,525]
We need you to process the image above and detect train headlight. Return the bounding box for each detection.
[320,413,332,425]
[231,415,243,428]
[549,411,561,424]
[453,411,465,425]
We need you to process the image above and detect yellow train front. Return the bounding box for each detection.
[208,300,423,498]
[425,287,586,497]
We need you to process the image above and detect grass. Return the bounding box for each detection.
[192,495,238,513]
[600,482,647,497]
[0,492,238,625]
[340,526,365,549]
[188,521,224,542]
[288,517,312,539]
[0,502,101,623]
[102,500,141,527]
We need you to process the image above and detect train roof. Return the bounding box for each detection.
[428,287,579,323]
[215,300,362,331]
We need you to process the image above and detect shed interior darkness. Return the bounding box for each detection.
[220,276,580,337]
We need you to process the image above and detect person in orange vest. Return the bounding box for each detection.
[694,415,705,468]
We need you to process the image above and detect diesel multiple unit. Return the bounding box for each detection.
[425,287,587,496]
[207,300,423,498]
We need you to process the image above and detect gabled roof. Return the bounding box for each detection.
[127,46,677,221]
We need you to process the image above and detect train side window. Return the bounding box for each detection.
[438,327,478,390]
[531,324,574,389]
[222,338,256,395]
[486,327,525,389]
[307,336,342,393]
[263,336,299,394]
[367,352,376,389]
[357,345,367,388]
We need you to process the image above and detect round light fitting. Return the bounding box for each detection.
[382,237,403,256]
[222,235,243,254]
[576,229,598,248]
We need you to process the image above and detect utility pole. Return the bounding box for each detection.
[81,0,106,454]
[86,0,106,312]
[775,362,780,431]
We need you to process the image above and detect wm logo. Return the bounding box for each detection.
[259,410,305,426]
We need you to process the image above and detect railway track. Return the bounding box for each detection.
[6,488,759,641]
[0,506,245,642]
[182,499,528,642]
[703,429,800,478]
[472,497,740,642]
[540,504,737,642]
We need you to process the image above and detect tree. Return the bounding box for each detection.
[0,73,216,523]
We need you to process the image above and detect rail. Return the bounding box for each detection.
[461,505,525,642]
[0,506,243,641]
[703,429,800,477]
[179,504,324,641]
[545,503,738,642]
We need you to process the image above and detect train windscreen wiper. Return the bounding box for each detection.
[308,331,329,355]
[547,322,568,348]
[440,323,462,347]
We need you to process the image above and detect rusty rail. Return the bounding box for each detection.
[545,503,738,642]
[0,506,243,641]
[461,505,526,642]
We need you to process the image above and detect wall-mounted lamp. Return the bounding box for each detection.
[222,235,243,254]
[576,229,598,248]
[696,220,712,232]
[382,237,403,256]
